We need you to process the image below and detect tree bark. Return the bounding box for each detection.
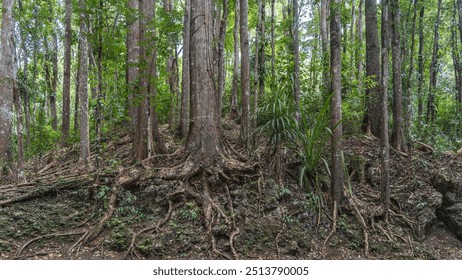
[270,0,276,90]
[457,0,462,109]
[0,0,15,165]
[417,4,424,119]
[381,0,391,222]
[78,0,91,166]
[321,0,330,97]
[179,0,191,138]
[293,0,301,121]
[330,0,344,206]
[391,0,403,151]
[217,0,229,119]
[127,0,140,141]
[61,0,72,143]
[186,0,223,164]
[364,0,381,137]
[239,0,251,148]
[230,0,240,120]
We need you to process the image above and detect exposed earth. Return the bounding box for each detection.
[1,123,461,260]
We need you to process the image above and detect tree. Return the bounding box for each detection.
[381,0,391,222]
[293,0,301,121]
[330,0,344,208]
[391,0,403,151]
[240,0,251,147]
[179,0,190,138]
[426,0,443,123]
[186,0,223,164]
[0,0,15,167]
[456,0,462,109]
[78,0,91,166]
[127,0,140,140]
[417,3,424,119]
[230,0,240,120]
[61,0,72,143]
[364,0,381,137]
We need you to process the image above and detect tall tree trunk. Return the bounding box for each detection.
[391,0,403,151]
[133,0,150,161]
[453,0,461,111]
[186,0,223,164]
[240,0,251,148]
[457,0,462,110]
[0,0,15,166]
[417,4,424,120]
[270,0,276,89]
[330,0,344,207]
[179,0,191,138]
[51,32,59,131]
[165,0,179,130]
[217,0,229,118]
[355,0,364,93]
[381,0,391,221]
[320,0,330,96]
[147,0,167,154]
[426,0,442,124]
[78,0,91,166]
[293,0,301,121]
[259,0,266,99]
[127,0,140,141]
[230,0,240,119]
[62,0,72,143]
[14,83,24,173]
[364,0,381,137]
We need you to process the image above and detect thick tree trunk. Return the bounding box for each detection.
[391,0,403,151]
[133,0,150,161]
[187,0,223,164]
[127,0,140,140]
[364,0,381,137]
[426,0,442,123]
[330,0,344,206]
[61,0,72,143]
[381,0,391,221]
[230,0,240,120]
[78,0,91,166]
[179,0,191,138]
[0,0,15,165]
[239,0,251,147]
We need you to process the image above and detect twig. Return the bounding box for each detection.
[16,231,86,258]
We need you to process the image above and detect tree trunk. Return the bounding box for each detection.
[14,82,24,172]
[417,4,424,120]
[391,0,403,151]
[270,0,276,90]
[293,0,301,121]
[78,0,91,166]
[364,0,381,137]
[230,0,240,119]
[321,0,330,97]
[217,0,229,119]
[381,0,391,222]
[127,0,140,141]
[330,0,344,206]
[187,0,223,164]
[239,0,251,148]
[61,0,72,143]
[133,0,150,161]
[179,0,191,138]
[457,0,462,110]
[426,0,442,124]
[0,0,15,165]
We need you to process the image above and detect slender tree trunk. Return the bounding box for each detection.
[321,0,330,96]
[293,0,301,121]
[127,0,140,140]
[381,0,391,221]
[452,0,461,111]
[259,0,266,99]
[165,0,179,130]
[417,4,424,120]
[179,0,191,138]
[403,0,417,145]
[133,0,150,161]
[14,83,24,173]
[253,0,261,129]
[391,0,403,151]
[78,0,91,166]
[457,0,462,110]
[270,0,276,89]
[426,0,442,123]
[364,0,381,137]
[51,32,59,131]
[217,0,229,118]
[230,0,240,119]
[355,0,364,92]
[62,0,72,143]
[240,0,251,148]
[330,0,344,207]
[0,0,15,165]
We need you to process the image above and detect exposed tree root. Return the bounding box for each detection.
[323,201,338,248]
[15,230,86,258]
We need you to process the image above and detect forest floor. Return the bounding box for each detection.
[0,120,461,260]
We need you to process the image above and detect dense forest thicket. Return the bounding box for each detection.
[0,0,462,260]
